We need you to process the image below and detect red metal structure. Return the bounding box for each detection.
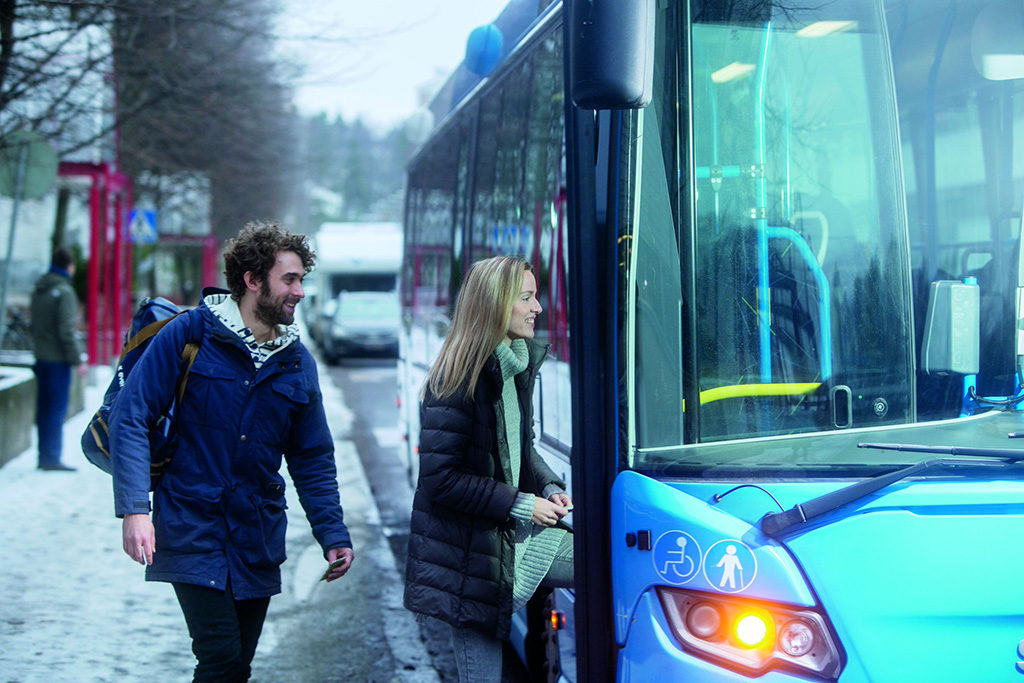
[58,161,132,366]
[56,163,221,366]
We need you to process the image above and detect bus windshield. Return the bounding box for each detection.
[630,0,914,469]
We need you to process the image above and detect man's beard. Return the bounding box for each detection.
[255,282,296,326]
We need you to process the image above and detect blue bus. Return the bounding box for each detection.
[399,0,1024,679]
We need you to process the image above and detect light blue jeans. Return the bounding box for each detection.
[450,624,504,683]
[450,534,573,681]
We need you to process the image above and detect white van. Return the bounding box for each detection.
[309,222,401,353]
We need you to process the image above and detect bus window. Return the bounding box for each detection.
[470,65,533,262]
[631,0,915,461]
[890,0,1024,418]
[524,34,568,359]
[523,33,571,451]
[404,119,467,356]
[627,6,686,455]
[463,30,571,452]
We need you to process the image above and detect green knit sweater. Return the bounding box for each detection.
[494,339,567,611]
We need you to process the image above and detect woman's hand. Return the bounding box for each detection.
[548,492,572,509]
[532,496,570,526]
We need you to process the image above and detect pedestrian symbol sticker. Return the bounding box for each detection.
[702,539,757,593]
[652,531,701,585]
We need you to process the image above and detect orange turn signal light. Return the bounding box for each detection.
[734,612,771,647]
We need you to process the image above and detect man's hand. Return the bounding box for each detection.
[531,496,570,527]
[122,513,155,565]
[323,546,354,582]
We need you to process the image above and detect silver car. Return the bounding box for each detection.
[321,291,400,363]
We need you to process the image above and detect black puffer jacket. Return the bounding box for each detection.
[404,340,563,638]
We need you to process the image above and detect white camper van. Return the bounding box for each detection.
[309,222,402,362]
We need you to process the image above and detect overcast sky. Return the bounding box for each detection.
[279,0,509,130]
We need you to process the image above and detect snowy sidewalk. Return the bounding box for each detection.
[0,361,434,682]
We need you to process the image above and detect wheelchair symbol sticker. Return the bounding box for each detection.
[652,531,702,585]
[702,539,757,593]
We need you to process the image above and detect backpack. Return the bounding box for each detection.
[81,297,203,488]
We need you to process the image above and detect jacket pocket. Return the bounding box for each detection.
[153,480,224,554]
[235,493,289,568]
[181,361,238,429]
[255,379,311,446]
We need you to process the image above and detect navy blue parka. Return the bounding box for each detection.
[109,291,351,599]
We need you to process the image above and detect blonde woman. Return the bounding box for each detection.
[404,255,574,681]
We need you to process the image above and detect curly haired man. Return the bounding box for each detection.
[110,221,354,681]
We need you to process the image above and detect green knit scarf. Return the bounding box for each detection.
[494,339,529,486]
[494,339,567,611]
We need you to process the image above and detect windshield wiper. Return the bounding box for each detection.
[760,443,1024,537]
[858,442,1024,459]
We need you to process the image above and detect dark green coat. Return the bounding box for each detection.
[29,269,82,364]
[404,340,563,638]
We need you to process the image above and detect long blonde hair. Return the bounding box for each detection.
[426,255,532,400]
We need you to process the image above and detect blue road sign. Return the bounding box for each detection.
[130,209,157,244]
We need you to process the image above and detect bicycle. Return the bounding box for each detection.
[1,308,33,351]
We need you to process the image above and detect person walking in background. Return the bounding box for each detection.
[404,255,574,682]
[109,221,355,682]
[29,246,83,471]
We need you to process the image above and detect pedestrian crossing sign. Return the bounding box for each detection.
[130,209,158,244]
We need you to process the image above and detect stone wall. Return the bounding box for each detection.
[0,363,85,468]
[0,367,35,467]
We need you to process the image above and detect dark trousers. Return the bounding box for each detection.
[34,361,71,466]
[173,582,271,682]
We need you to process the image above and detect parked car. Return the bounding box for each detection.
[321,291,400,363]
[308,294,338,348]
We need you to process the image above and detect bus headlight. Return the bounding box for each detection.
[657,587,843,679]
[685,602,722,638]
[779,618,816,657]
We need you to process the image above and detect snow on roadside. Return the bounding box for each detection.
[0,366,193,682]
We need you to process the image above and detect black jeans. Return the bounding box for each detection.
[173,582,271,682]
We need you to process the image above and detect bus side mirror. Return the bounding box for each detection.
[568,0,655,109]
[971,0,1024,81]
[921,280,980,375]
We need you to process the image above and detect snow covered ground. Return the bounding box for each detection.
[0,361,433,682]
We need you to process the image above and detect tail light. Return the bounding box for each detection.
[656,587,843,679]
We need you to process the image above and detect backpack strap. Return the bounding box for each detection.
[176,342,200,403]
[174,308,205,404]
[151,309,205,476]
[119,313,184,361]
[86,413,110,459]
